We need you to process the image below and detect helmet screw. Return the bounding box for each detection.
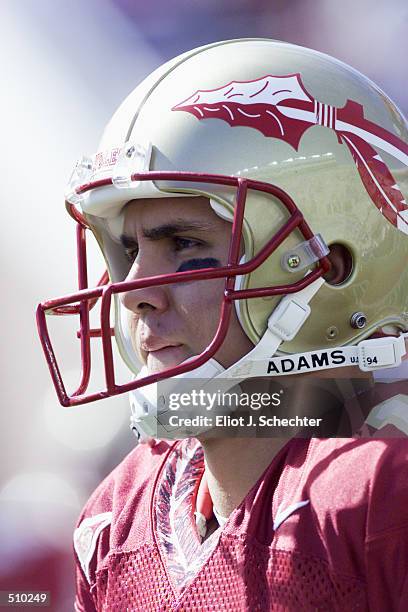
[326,326,338,340]
[126,145,135,157]
[287,254,301,269]
[142,401,149,414]
[350,312,367,329]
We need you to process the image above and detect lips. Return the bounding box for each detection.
[140,338,182,352]
[138,336,188,371]
[146,345,189,371]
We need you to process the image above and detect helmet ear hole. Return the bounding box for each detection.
[324,243,353,286]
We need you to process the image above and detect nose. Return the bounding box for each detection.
[119,259,170,314]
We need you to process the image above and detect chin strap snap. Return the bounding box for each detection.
[357,335,406,371]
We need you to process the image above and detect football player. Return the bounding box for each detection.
[37,39,408,610]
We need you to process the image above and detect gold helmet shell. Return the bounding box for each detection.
[80,39,408,368]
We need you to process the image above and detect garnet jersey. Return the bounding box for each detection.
[73,436,408,611]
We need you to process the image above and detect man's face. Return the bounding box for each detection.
[119,196,253,374]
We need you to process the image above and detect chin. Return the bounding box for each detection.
[146,345,191,373]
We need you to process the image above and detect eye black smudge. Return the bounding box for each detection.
[176,258,221,272]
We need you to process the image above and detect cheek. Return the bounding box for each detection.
[173,279,224,316]
[126,312,141,356]
[172,279,254,366]
[172,279,225,341]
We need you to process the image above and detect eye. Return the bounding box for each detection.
[124,245,138,263]
[173,236,202,251]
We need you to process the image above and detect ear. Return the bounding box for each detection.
[323,243,353,286]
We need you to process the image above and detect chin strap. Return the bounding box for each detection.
[129,278,324,440]
[219,334,407,380]
[129,275,407,440]
[216,285,407,382]
[217,277,325,380]
[129,357,226,440]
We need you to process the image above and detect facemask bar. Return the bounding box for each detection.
[36,172,331,407]
[36,204,111,399]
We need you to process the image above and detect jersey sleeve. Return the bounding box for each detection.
[399,575,408,612]
[73,508,113,611]
[365,440,408,610]
[365,526,408,610]
[72,440,172,610]
[74,562,97,612]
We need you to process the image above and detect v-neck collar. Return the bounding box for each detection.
[152,437,311,596]
[153,438,222,594]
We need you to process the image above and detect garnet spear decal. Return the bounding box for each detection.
[172,74,408,236]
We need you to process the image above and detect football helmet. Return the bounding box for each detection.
[37,39,408,438]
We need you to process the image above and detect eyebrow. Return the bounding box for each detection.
[120,221,213,247]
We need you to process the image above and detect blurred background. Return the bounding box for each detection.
[0,0,407,609]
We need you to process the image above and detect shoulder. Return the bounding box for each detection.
[314,435,407,467]
[276,438,408,608]
[308,437,408,489]
[307,438,408,533]
[73,440,173,584]
[79,439,173,518]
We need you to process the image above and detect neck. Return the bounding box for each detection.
[199,437,287,518]
[196,372,377,518]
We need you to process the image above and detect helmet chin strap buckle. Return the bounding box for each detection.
[218,277,325,379]
[267,296,311,342]
[358,335,407,371]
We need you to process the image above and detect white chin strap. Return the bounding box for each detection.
[129,277,407,440]
[130,358,226,441]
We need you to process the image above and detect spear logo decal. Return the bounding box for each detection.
[172,74,408,236]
